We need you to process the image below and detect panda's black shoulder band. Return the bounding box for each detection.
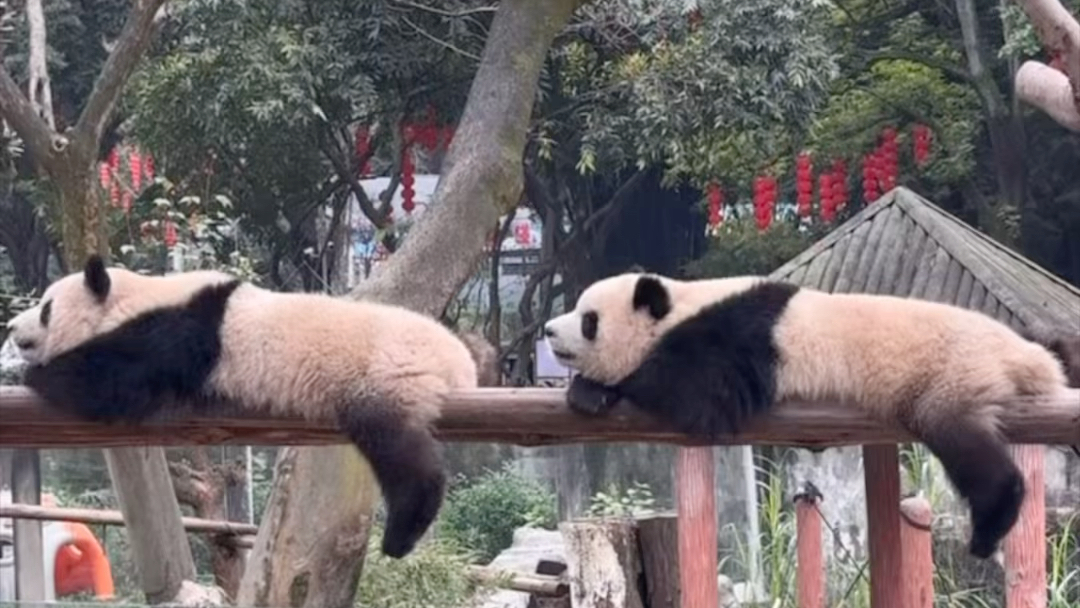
[616,280,800,439]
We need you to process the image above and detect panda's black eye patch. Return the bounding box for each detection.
[582,311,598,341]
[39,300,51,327]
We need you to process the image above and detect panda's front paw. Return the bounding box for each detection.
[566,375,621,416]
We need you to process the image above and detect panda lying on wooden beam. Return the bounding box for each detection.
[543,270,1080,560]
[5,255,481,559]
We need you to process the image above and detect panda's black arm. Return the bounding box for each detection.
[566,374,622,416]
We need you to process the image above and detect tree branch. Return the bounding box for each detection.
[73,0,168,147]
[1016,60,1080,129]
[0,66,60,173]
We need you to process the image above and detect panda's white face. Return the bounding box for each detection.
[5,258,118,365]
[543,273,673,385]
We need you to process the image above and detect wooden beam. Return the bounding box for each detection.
[1,386,1077,448]
[0,503,258,536]
[463,565,567,597]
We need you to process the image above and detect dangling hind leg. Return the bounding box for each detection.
[335,402,447,559]
[911,408,1025,559]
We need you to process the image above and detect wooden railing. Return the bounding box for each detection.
[1,385,1078,608]
[1,386,1076,448]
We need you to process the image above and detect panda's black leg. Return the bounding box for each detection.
[566,375,622,416]
[914,411,1024,559]
[336,403,446,559]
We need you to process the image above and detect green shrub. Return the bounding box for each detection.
[357,530,483,608]
[438,463,558,562]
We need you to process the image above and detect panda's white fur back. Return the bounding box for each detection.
[212,284,476,423]
[773,288,1069,418]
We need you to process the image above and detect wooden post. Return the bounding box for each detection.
[560,518,644,608]
[1004,444,1046,608]
[11,449,44,604]
[676,446,718,608]
[899,496,934,608]
[637,513,680,608]
[794,483,824,608]
[863,445,903,608]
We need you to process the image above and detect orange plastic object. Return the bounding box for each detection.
[52,521,115,599]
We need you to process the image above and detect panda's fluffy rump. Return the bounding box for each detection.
[771,289,1068,420]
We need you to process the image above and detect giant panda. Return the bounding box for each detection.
[542,271,1080,560]
[5,255,479,559]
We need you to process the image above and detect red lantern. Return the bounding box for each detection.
[707,182,723,227]
[796,153,813,218]
[99,162,111,190]
[913,124,931,166]
[144,154,155,183]
[121,191,133,213]
[401,146,416,214]
[863,152,879,203]
[109,179,120,207]
[819,172,835,223]
[129,151,142,192]
[107,148,119,173]
[755,175,775,230]
[163,220,178,248]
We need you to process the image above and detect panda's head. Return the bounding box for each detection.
[543,272,675,385]
[5,256,125,365]
[5,256,232,365]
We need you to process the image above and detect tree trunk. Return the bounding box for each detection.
[956,0,1027,244]
[236,1,585,607]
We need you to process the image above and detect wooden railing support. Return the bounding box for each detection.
[676,446,718,608]
[794,482,824,608]
[1005,444,1047,608]
[864,445,904,608]
[899,495,934,608]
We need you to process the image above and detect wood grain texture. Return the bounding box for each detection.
[676,447,717,608]
[864,445,903,608]
[1004,444,1048,608]
[899,496,934,608]
[1,386,1077,448]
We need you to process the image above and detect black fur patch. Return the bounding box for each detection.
[566,374,622,416]
[83,255,111,301]
[23,280,242,423]
[581,311,599,342]
[336,405,446,559]
[916,414,1025,559]
[615,280,800,439]
[632,276,672,320]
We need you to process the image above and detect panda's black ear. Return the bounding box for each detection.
[83,255,111,301]
[632,275,671,320]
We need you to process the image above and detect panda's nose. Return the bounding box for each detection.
[543,323,556,338]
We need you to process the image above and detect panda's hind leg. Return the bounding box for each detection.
[335,402,446,559]
[911,407,1024,559]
